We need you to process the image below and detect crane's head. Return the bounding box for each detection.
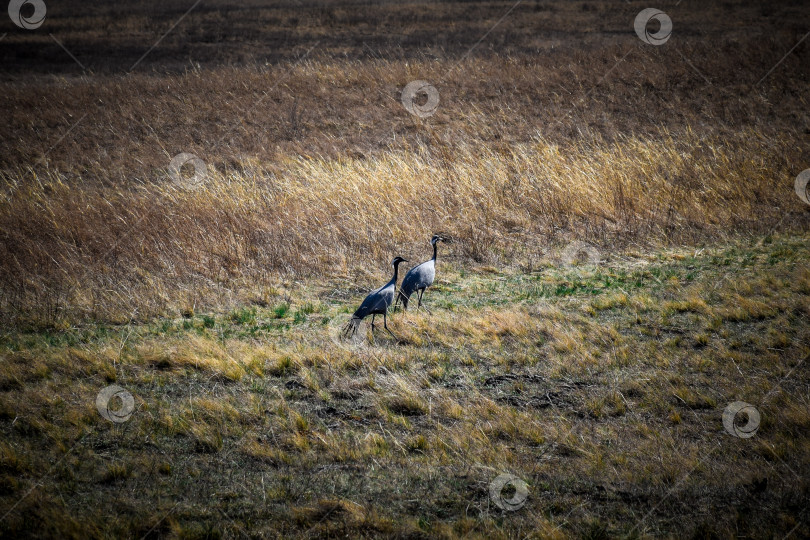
[392,256,408,267]
[430,234,447,245]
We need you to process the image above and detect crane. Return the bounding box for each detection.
[342,256,408,341]
[396,235,446,314]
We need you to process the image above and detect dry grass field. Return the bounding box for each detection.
[1,237,809,538]
[1,0,810,538]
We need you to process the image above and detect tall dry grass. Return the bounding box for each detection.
[2,1,809,328]
[1,128,806,328]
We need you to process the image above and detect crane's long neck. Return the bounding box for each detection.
[432,242,438,261]
[391,262,401,284]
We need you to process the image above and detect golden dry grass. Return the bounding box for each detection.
[2,130,807,328]
[2,0,810,328]
[0,2,810,327]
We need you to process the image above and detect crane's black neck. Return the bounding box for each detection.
[432,241,438,261]
[391,260,403,283]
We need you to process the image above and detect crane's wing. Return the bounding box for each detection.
[353,282,395,319]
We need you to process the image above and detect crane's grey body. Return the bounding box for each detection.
[397,235,445,313]
[343,257,407,341]
[399,259,435,302]
[353,280,397,319]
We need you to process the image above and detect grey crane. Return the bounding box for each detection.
[342,256,408,341]
[396,235,446,313]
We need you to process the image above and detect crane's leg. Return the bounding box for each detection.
[395,290,408,312]
[383,311,399,341]
[370,314,376,332]
[417,288,432,315]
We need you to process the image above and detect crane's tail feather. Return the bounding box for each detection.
[341,316,361,339]
[397,290,410,310]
